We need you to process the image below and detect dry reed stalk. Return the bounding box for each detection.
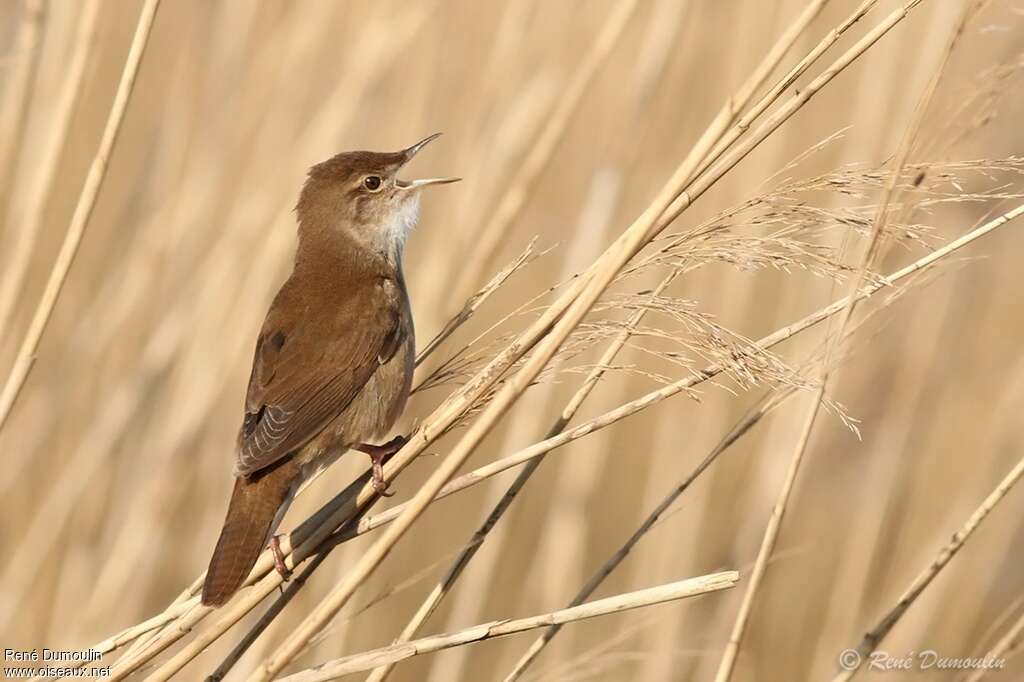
[366,272,678,682]
[503,385,798,682]
[102,466,380,681]
[715,7,972,676]
[146,466,383,682]
[415,239,539,368]
[714,386,827,682]
[279,572,739,681]
[527,291,901,682]
[0,1,173,626]
[963,606,1024,682]
[203,555,329,682]
[248,8,930,677]
[88,197,1022,679]
[0,0,162,431]
[119,582,201,662]
[657,0,925,235]
[689,0,877,187]
[0,0,101,335]
[831,447,1024,681]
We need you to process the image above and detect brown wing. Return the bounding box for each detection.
[235,278,403,477]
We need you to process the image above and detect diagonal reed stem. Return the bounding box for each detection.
[503,386,798,681]
[365,272,678,682]
[0,0,102,336]
[832,448,1024,681]
[0,0,162,432]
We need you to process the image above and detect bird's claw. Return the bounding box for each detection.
[267,534,291,581]
[357,435,407,497]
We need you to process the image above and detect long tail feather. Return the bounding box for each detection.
[201,457,300,607]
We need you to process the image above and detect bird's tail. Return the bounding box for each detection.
[202,457,300,607]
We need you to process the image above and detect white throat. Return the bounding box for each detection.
[368,193,420,265]
[344,194,421,265]
[384,193,421,257]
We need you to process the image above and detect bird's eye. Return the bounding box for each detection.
[363,175,383,191]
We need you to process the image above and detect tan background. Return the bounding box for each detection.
[1,0,1022,680]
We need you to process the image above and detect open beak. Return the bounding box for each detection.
[397,133,460,189]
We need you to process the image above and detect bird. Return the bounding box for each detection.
[201,134,458,607]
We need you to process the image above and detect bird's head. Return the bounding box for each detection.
[295,133,459,259]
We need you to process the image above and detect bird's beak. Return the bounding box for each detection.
[396,176,461,189]
[396,133,461,189]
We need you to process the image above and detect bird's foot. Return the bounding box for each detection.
[267,534,291,581]
[355,435,407,497]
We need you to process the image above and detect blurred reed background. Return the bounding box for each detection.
[1,0,1023,680]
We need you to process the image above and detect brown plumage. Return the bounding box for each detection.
[202,135,458,607]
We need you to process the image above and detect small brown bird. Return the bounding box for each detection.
[201,134,458,607]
